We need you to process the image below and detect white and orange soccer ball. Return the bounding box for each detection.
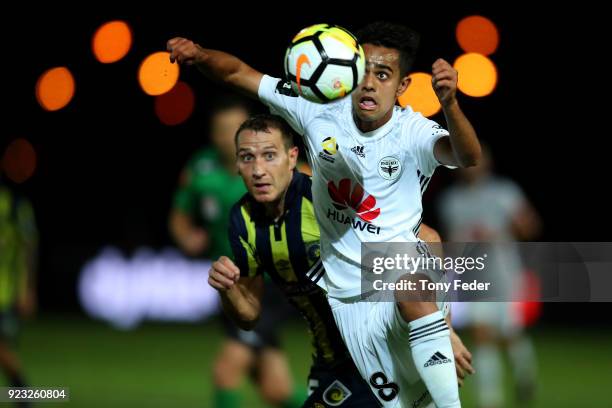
[284,24,365,103]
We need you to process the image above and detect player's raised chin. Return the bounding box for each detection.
[351,44,410,130]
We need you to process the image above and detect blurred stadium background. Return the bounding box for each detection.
[1,4,610,407]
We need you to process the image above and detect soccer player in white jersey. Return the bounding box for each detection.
[167,21,480,407]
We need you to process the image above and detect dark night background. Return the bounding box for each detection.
[1,4,609,324]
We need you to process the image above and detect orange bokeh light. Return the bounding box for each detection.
[454,53,498,97]
[92,20,132,63]
[2,138,37,183]
[456,15,499,56]
[138,52,180,96]
[398,72,441,117]
[35,67,75,111]
[154,81,195,125]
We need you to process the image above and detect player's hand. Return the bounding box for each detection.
[167,37,203,65]
[432,58,458,108]
[450,330,475,386]
[179,228,208,256]
[208,256,240,292]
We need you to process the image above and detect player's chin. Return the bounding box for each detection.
[252,190,276,203]
[354,107,381,122]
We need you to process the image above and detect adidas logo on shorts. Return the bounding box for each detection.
[424,351,451,367]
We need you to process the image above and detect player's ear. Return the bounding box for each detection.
[288,146,299,170]
[396,75,411,97]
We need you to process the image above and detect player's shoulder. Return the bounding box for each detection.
[188,148,221,175]
[292,171,314,200]
[228,195,252,234]
[396,104,437,129]
[270,76,299,98]
[230,194,250,218]
[265,75,329,112]
[488,176,523,197]
[488,175,518,189]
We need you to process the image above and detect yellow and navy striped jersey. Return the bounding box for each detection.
[228,171,351,368]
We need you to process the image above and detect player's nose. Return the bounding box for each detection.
[252,160,265,177]
[361,71,376,91]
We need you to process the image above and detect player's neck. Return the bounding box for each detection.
[353,109,393,133]
[264,194,285,221]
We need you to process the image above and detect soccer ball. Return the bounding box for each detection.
[284,24,365,104]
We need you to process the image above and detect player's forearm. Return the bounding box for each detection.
[194,47,261,97]
[442,100,481,167]
[220,286,261,330]
[169,211,209,254]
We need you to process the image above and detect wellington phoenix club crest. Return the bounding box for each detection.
[378,156,402,180]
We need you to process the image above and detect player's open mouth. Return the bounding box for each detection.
[358,96,377,111]
[254,183,272,192]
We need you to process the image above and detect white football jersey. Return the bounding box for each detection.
[259,75,451,298]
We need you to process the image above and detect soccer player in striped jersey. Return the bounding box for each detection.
[208,114,381,406]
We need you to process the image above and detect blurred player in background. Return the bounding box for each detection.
[169,96,303,407]
[0,178,37,397]
[438,146,541,408]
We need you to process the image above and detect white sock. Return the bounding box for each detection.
[474,344,503,408]
[409,311,460,408]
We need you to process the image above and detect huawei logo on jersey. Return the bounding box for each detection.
[327,179,380,222]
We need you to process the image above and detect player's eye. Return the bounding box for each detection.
[377,72,388,80]
[240,154,253,162]
[264,152,276,160]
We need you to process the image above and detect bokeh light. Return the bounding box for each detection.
[35,67,75,111]
[398,72,441,117]
[154,81,195,125]
[2,138,37,183]
[454,53,498,97]
[456,15,499,56]
[138,52,180,96]
[92,20,132,63]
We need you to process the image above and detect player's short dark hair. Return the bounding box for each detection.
[235,114,296,150]
[356,21,420,76]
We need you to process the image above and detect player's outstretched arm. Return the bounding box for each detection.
[167,37,263,100]
[208,256,263,330]
[431,58,481,168]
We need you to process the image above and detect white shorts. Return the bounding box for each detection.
[329,297,449,407]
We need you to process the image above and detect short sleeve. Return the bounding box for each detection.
[403,112,451,177]
[258,75,323,136]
